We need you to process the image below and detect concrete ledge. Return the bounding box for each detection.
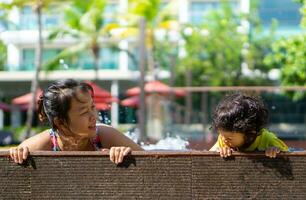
[1,151,306,199]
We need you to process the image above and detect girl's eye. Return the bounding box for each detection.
[81,110,89,115]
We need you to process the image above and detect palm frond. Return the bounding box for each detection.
[64,5,83,29]
[47,28,82,40]
[42,42,88,71]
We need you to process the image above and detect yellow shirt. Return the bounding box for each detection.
[210,129,288,151]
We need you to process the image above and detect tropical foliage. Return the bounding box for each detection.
[45,0,116,80]
[0,41,6,71]
[0,0,54,138]
[264,0,306,100]
[175,1,275,87]
[126,0,179,74]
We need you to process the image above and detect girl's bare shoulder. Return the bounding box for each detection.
[19,129,52,151]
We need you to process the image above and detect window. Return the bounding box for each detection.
[77,48,119,70]
[99,48,119,69]
[21,49,35,70]
[189,1,238,25]
[128,47,139,71]
[21,48,62,71]
[258,0,302,35]
[19,6,61,30]
[104,2,118,24]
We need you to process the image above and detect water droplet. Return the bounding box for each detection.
[59,59,69,70]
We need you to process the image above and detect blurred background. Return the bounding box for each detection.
[0,0,305,150]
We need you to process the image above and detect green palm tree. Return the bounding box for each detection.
[127,0,179,75]
[45,0,116,81]
[0,0,57,138]
[122,0,179,140]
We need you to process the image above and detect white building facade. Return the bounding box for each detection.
[0,0,302,127]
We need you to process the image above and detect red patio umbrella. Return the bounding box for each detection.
[95,102,111,110]
[94,96,119,104]
[120,96,140,108]
[84,81,119,110]
[11,89,43,110]
[84,81,112,98]
[0,102,10,112]
[126,80,186,97]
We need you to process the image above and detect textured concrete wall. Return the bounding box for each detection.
[1,151,306,199]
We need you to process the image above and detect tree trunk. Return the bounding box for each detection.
[169,54,176,104]
[25,3,43,138]
[138,18,147,141]
[169,54,177,124]
[201,92,208,125]
[147,29,156,80]
[92,45,100,82]
[184,69,192,124]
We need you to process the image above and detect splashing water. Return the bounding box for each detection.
[124,129,189,150]
[59,59,69,70]
[141,135,189,150]
[98,112,111,125]
[124,129,140,144]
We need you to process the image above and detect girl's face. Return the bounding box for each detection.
[219,130,245,148]
[64,89,98,138]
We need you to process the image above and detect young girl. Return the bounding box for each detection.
[209,93,288,158]
[10,79,143,164]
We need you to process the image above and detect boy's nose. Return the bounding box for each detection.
[224,139,231,145]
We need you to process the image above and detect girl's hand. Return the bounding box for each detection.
[218,147,233,158]
[109,147,131,164]
[9,146,29,164]
[265,147,280,158]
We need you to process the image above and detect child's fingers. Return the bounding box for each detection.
[265,147,279,158]
[118,147,131,163]
[123,147,131,156]
[114,147,121,164]
[22,147,29,160]
[265,148,271,157]
[273,147,280,157]
[9,148,17,163]
[219,148,224,157]
[109,147,132,164]
[220,148,226,157]
[117,147,125,163]
[275,148,280,153]
[11,147,20,163]
[17,147,25,164]
[220,147,232,158]
[272,150,277,158]
[226,148,232,157]
[9,148,15,161]
[109,147,115,163]
[14,149,19,163]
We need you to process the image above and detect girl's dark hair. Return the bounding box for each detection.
[37,79,93,130]
[211,93,268,148]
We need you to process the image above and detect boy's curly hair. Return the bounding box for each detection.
[211,93,268,148]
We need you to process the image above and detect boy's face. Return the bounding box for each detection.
[219,130,245,148]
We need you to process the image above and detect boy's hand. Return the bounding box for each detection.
[218,147,233,158]
[109,147,131,164]
[9,146,29,164]
[265,147,280,158]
